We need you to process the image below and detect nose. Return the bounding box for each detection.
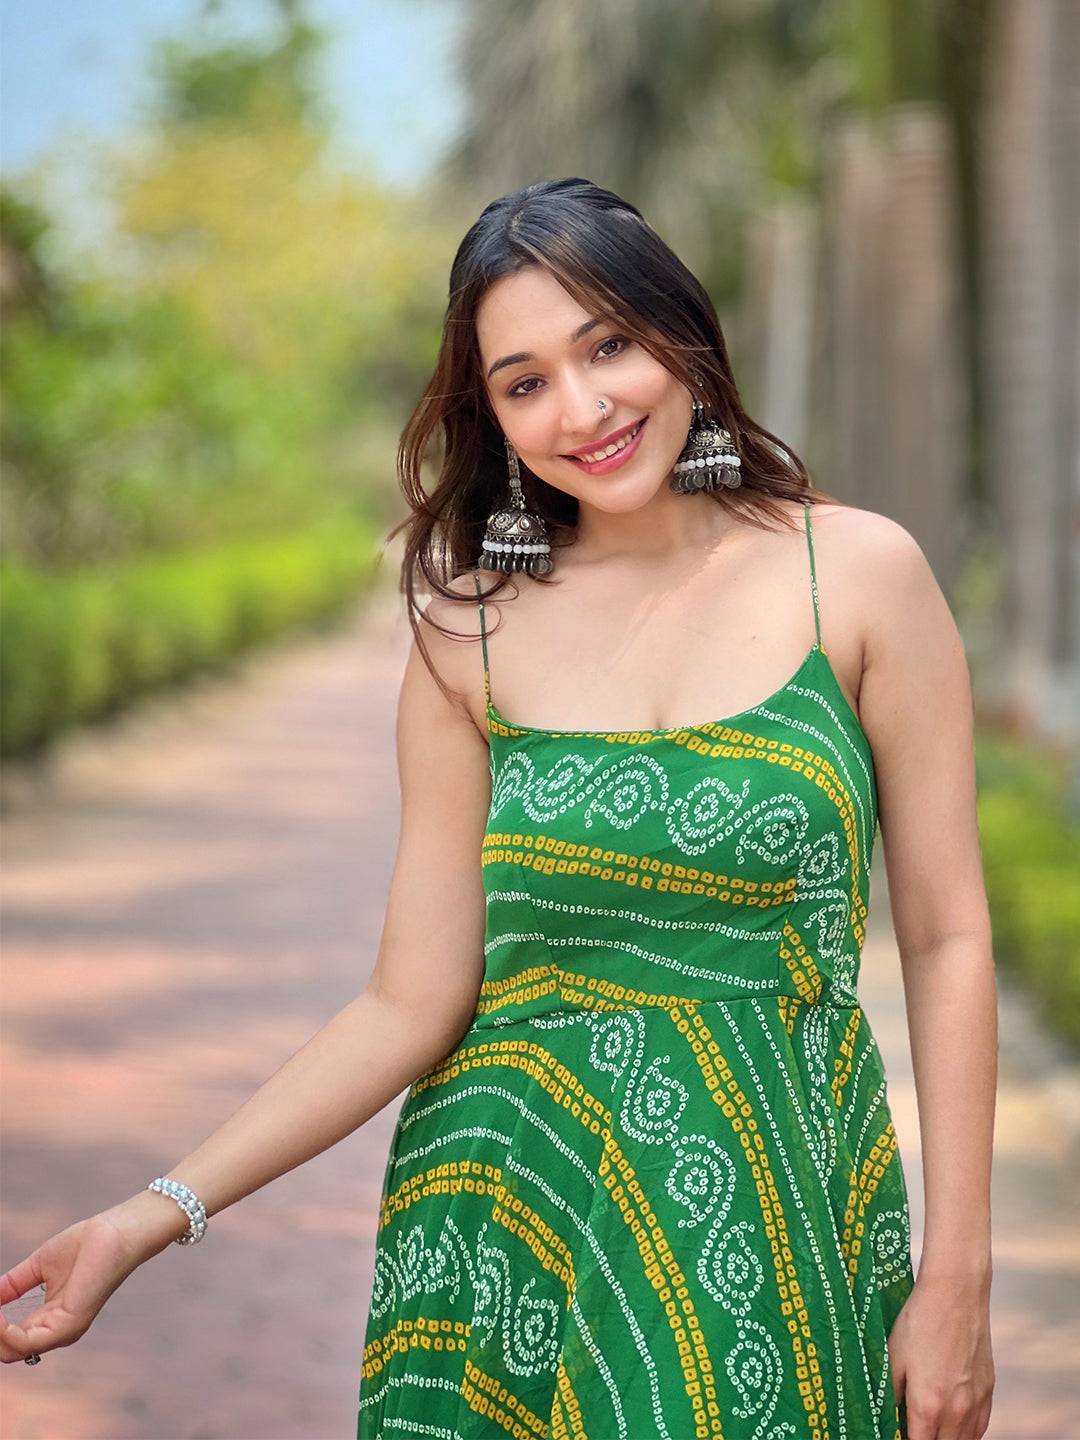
[560,373,613,446]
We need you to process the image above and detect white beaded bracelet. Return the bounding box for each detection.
[147,1176,208,1245]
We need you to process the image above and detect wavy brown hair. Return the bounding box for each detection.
[385,176,839,699]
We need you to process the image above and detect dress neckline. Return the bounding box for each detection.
[486,639,843,740]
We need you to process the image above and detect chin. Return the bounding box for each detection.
[583,475,671,510]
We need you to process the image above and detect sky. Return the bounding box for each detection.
[0,0,466,187]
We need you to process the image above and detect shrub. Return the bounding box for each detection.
[1,515,379,755]
[976,731,1080,1049]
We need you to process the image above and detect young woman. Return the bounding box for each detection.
[1,179,996,1440]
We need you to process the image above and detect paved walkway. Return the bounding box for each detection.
[2,584,1077,1438]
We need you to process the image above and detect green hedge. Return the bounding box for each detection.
[1,515,380,756]
[976,730,1080,1049]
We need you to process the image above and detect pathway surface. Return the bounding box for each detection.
[2,584,1078,1439]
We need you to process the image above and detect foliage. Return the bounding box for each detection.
[976,729,1080,1049]
[0,515,380,756]
[1,2,454,570]
[147,0,330,130]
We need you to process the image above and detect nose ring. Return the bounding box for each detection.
[597,399,608,415]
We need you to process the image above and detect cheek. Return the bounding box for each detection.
[509,410,560,457]
[623,356,678,410]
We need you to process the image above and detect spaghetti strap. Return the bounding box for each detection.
[472,572,491,706]
[803,500,824,652]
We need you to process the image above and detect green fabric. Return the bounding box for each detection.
[358,502,914,1440]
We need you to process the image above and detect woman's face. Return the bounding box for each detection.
[476,266,694,513]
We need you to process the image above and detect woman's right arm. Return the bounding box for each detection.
[1,587,493,1359]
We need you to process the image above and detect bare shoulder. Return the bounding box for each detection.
[815,503,971,740]
[801,500,945,641]
[804,499,928,570]
[399,568,491,741]
[767,495,900,552]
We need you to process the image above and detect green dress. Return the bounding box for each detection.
[357,500,915,1440]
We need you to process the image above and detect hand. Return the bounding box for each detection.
[0,1210,150,1364]
[888,1271,995,1439]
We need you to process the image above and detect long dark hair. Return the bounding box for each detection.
[386,176,838,698]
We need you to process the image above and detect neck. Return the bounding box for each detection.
[571,487,740,567]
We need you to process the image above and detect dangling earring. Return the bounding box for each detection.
[480,436,554,576]
[671,374,742,494]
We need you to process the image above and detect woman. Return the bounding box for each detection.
[1,179,996,1440]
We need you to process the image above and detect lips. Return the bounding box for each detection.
[564,416,648,473]
[563,416,644,459]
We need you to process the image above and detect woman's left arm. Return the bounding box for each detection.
[854,512,997,1440]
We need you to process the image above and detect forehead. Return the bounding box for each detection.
[475,268,596,360]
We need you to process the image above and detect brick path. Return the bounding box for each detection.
[2,583,1078,1438]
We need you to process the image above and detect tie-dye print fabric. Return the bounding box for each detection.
[357,503,914,1440]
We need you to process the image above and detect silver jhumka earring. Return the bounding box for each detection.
[671,373,742,494]
[480,435,555,576]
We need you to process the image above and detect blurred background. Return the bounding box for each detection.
[2,1,1078,1436]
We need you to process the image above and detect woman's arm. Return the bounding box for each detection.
[852,509,997,1436]
[106,594,493,1264]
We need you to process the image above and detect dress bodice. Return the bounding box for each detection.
[471,501,877,1030]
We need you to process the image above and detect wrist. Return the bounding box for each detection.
[918,1217,991,1281]
[101,1188,195,1265]
[915,1251,993,1292]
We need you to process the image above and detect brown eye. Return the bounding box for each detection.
[507,336,629,399]
[508,376,542,399]
[596,336,628,358]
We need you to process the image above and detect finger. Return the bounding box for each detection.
[0,1257,44,1304]
[905,1402,938,1440]
[932,1407,958,1440]
[0,1309,70,1363]
[0,1315,35,1363]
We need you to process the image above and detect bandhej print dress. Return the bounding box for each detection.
[357,501,915,1440]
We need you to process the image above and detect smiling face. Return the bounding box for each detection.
[476,266,694,514]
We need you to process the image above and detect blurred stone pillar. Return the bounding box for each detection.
[821,107,967,593]
[743,196,819,463]
[981,0,1080,743]
[823,117,889,510]
[879,103,969,594]
[1047,0,1080,756]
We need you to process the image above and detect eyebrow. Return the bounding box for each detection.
[485,317,605,381]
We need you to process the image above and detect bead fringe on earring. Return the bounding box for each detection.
[670,382,742,495]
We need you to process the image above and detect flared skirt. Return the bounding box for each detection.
[357,994,914,1440]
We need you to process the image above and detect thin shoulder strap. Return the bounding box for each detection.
[472,572,491,706]
[803,500,824,651]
